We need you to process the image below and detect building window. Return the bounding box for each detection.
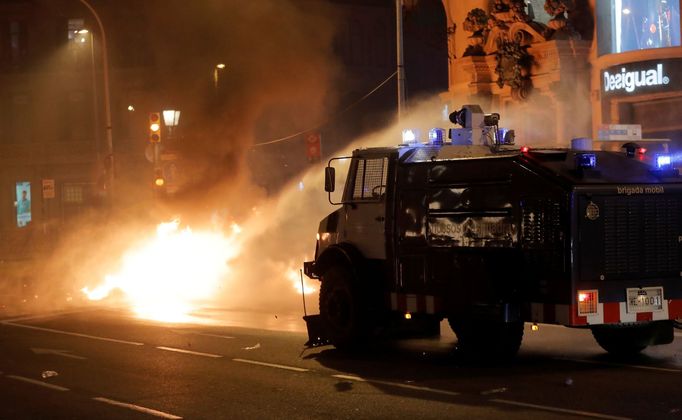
[67,18,85,41]
[598,0,681,55]
[10,93,31,142]
[63,184,84,204]
[66,91,90,141]
[1,20,27,67]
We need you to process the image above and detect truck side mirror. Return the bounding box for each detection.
[324,167,335,192]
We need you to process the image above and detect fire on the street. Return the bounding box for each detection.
[80,218,318,323]
[81,220,242,323]
[289,268,315,294]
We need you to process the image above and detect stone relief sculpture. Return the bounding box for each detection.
[460,0,583,100]
[544,0,581,40]
[495,40,533,100]
[462,8,488,57]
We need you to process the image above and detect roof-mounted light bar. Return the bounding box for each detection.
[657,154,672,169]
[428,128,445,146]
[402,129,420,145]
[575,153,597,169]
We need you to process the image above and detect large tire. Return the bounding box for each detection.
[448,318,524,360]
[591,321,673,356]
[319,265,367,349]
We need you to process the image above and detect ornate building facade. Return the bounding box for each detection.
[441,0,681,153]
[441,0,594,146]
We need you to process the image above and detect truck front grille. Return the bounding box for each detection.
[603,195,681,277]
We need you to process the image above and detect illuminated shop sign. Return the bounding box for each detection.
[603,64,669,93]
[602,58,682,96]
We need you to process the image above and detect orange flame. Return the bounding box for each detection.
[81,220,241,323]
[288,268,316,295]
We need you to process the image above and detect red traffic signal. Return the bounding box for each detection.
[305,132,321,163]
[149,112,161,143]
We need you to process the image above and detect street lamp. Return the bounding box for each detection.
[79,0,114,196]
[213,63,226,90]
[158,109,181,195]
[73,28,102,165]
[76,28,89,42]
[162,109,181,138]
[395,0,406,122]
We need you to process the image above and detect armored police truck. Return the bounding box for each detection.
[303,105,682,358]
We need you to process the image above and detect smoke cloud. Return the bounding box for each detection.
[140,0,340,222]
[6,0,340,320]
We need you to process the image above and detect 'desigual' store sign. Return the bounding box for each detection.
[602,58,682,97]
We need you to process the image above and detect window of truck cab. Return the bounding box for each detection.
[344,157,389,202]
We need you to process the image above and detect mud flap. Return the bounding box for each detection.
[651,320,674,345]
[304,315,330,347]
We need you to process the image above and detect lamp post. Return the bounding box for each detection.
[160,109,181,194]
[74,28,101,165]
[79,0,114,196]
[213,63,226,90]
[396,0,406,122]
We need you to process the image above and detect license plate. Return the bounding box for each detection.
[626,287,664,313]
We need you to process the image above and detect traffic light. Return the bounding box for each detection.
[149,112,161,143]
[153,168,165,187]
[305,132,321,163]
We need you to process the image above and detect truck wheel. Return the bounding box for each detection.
[448,319,524,360]
[319,265,366,349]
[591,321,673,355]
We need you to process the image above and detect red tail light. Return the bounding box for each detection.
[577,290,599,316]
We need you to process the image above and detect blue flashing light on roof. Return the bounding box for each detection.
[657,154,672,169]
[575,153,597,169]
[498,128,509,144]
[497,128,516,145]
[428,128,445,146]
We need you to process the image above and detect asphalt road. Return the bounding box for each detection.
[1,308,681,419]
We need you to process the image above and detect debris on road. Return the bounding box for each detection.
[481,387,508,395]
[243,343,261,350]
